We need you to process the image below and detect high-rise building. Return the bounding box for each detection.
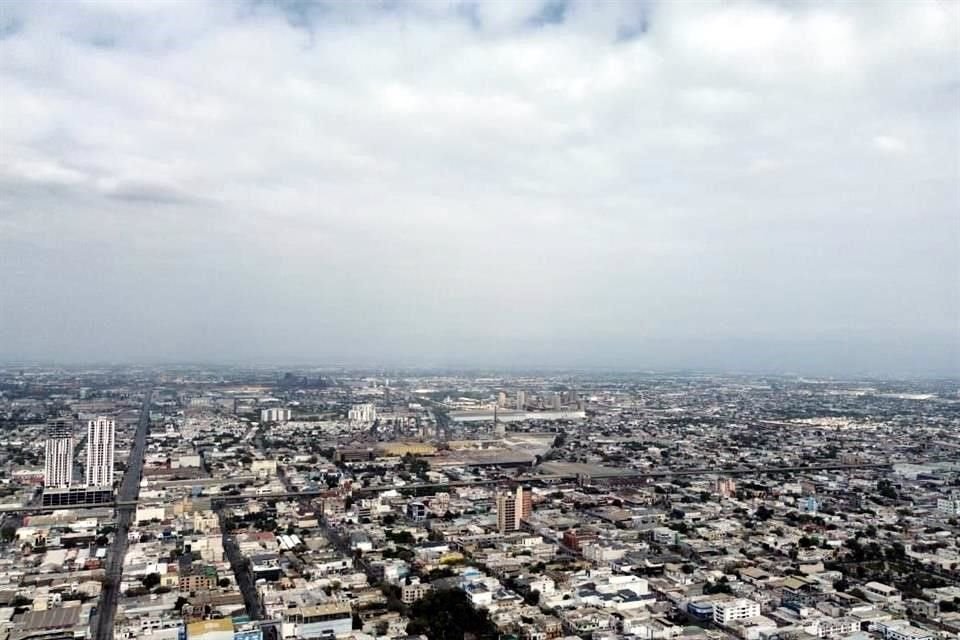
[496,486,532,533]
[85,417,115,488]
[348,403,377,424]
[44,417,74,489]
[716,477,736,498]
[497,391,507,408]
[496,491,516,533]
[259,407,291,423]
[551,393,562,410]
[519,485,532,520]
[516,390,526,410]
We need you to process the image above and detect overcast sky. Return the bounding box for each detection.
[0,0,957,374]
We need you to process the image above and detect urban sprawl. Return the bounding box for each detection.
[0,367,958,640]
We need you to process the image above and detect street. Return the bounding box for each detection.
[91,389,152,640]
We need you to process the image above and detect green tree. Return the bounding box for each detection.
[406,589,496,639]
[141,573,161,590]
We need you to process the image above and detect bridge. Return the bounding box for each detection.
[1,460,940,514]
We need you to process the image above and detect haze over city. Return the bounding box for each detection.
[1,0,958,374]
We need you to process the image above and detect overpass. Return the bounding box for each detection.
[1,460,940,514]
[156,461,904,504]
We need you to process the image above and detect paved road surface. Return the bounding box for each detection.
[91,390,152,640]
[219,509,265,620]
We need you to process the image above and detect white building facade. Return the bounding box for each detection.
[85,417,115,488]
[713,598,760,626]
[348,403,377,424]
[260,407,291,423]
[936,494,960,516]
[44,418,74,489]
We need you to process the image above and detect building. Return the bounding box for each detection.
[863,581,902,603]
[377,442,436,457]
[807,616,859,638]
[348,403,377,424]
[407,502,427,521]
[516,390,526,410]
[283,602,352,638]
[401,578,432,604]
[41,486,113,506]
[187,618,234,640]
[85,416,115,488]
[259,407,291,423]
[494,410,506,438]
[44,417,74,489]
[876,620,933,640]
[936,493,960,516]
[717,478,737,498]
[496,486,532,533]
[802,495,820,513]
[712,598,760,626]
[179,565,218,592]
[716,477,735,498]
[449,409,586,423]
[11,608,85,640]
[563,528,599,552]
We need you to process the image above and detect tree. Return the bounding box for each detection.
[406,589,496,639]
[386,530,415,545]
[876,480,897,500]
[141,573,161,590]
[218,578,230,588]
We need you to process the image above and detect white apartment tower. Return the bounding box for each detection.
[260,407,292,423]
[44,418,74,489]
[348,403,377,424]
[85,417,115,488]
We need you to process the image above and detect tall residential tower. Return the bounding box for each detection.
[496,486,532,533]
[44,417,74,489]
[85,417,115,488]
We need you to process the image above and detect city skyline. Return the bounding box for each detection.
[1,0,958,374]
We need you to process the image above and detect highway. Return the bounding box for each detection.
[196,461,905,504]
[91,389,152,640]
[3,460,937,515]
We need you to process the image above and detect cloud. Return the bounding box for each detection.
[873,135,907,154]
[0,0,957,374]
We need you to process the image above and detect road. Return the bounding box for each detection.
[196,461,904,504]
[91,389,152,640]
[8,458,943,514]
[218,510,265,620]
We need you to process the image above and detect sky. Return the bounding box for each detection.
[0,0,958,375]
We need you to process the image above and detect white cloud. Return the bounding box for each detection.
[873,135,907,154]
[0,0,957,372]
